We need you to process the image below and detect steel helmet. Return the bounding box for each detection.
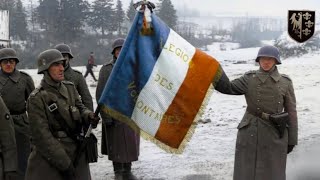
[111,38,125,54]
[37,49,65,74]
[0,48,19,63]
[54,43,74,58]
[255,45,281,64]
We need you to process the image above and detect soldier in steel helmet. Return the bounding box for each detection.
[0,95,19,180]
[0,48,35,179]
[214,45,297,180]
[96,38,140,180]
[25,49,100,180]
[54,43,93,111]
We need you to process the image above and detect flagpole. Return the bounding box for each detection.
[85,104,101,137]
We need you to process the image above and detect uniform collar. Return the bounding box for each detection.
[64,65,72,77]
[0,69,20,83]
[42,75,69,99]
[257,66,280,83]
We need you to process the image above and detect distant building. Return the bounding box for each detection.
[0,10,10,48]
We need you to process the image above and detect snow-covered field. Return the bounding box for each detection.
[23,46,320,180]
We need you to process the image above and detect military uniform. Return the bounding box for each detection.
[0,69,35,177]
[54,43,93,111]
[215,66,297,180]
[96,62,140,174]
[64,66,93,111]
[25,75,92,180]
[0,95,18,180]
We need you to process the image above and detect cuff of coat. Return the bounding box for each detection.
[288,127,298,145]
[82,110,92,124]
[3,148,18,172]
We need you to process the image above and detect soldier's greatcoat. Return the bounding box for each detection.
[0,69,35,176]
[0,96,18,180]
[64,66,93,111]
[25,75,92,180]
[215,66,297,180]
[96,62,140,162]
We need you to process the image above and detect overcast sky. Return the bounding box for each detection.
[23,0,319,17]
[121,0,319,17]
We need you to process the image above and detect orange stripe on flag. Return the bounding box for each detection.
[155,49,220,148]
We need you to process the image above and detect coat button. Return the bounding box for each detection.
[257,107,260,110]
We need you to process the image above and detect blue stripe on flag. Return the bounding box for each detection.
[99,12,170,117]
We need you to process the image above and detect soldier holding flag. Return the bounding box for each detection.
[215,45,298,180]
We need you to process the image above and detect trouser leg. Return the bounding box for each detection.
[89,70,97,81]
[113,162,124,180]
[123,162,138,180]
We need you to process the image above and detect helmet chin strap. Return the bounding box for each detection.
[260,64,276,72]
[44,71,63,84]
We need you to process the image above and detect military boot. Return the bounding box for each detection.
[113,162,124,180]
[123,162,138,180]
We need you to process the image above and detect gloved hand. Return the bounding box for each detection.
[287,145,295,154]
[88,112,100,128]
[4,171,19,180]
[61,163,76,180]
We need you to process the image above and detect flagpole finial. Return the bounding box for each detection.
[133,0,155,13]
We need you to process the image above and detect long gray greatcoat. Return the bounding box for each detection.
[0,69,35,177]
[25,75,92,180]
[0,95,18,179]
[64,66,93,111]
[96,62,140,163]
[215,66,297,180]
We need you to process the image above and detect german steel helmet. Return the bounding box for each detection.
[111,38,125,54]
[255,45,281,64]
[0,48,19,63]
[37,49,65,74]
[54,43,74,58]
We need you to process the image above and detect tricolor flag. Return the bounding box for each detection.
[99,11,222,153]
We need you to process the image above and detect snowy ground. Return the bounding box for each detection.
[23,47,320,180]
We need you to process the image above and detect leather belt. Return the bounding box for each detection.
[52,131,68,138]
[10,110,26,115]
[246,110,270,120]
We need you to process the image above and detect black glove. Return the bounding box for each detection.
[287,145,295,154]
[88,112,100,128]
[61,164,76,180]
[4,171,20,180]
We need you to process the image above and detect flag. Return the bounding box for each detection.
[99,11,222,153]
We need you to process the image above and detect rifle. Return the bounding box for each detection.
[73,105,101,166]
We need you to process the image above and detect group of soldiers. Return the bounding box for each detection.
[0,39,140,180]
[0,36,298,180]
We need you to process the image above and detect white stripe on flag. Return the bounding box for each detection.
[131,30,196,136]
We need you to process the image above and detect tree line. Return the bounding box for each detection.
[0,0,178,68]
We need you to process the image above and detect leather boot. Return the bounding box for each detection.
[113,162,124,180]
[123,162,138,180]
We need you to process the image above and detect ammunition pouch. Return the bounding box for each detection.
[247,109,289,139]
[269,112,289,138]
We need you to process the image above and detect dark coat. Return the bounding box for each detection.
[0,96,18,179]
[215,66,297,180]
[64,66,93,111]
[0,69,35,176]
[96,62,140,163]
[25,76,92,180]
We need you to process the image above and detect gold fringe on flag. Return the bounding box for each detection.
[100,65,223,154]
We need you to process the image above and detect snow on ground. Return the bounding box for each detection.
[23,47,320,180]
